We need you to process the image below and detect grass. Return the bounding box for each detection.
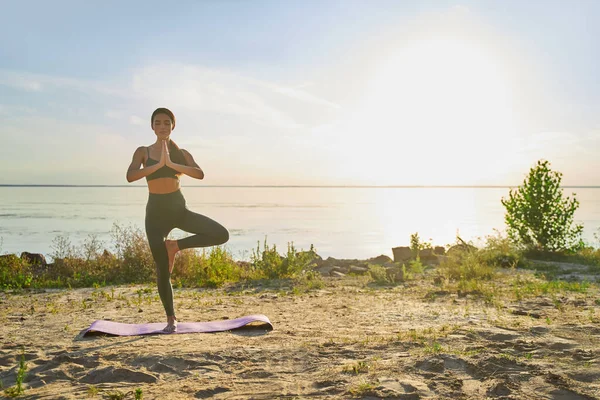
[342,360,372,374]
[347,380,378,397]
[3,348,27,398]
[87,386,100,397]
[424,341,444,354]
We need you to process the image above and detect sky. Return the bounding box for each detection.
[1,0,599,186]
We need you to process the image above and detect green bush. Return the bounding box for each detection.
[0,255,33,290]
[410,232,432,259]
[181,246,242,288]
[438,237,495,282]
[109,224,155,283]
[478,229,524,268]
[368,264,391,285]
[251,239,316,279]
[501,159,584,252]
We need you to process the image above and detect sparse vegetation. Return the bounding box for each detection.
[347,380,378,397]
[410,232,432,258]
[342,360,372,374]
[3,348,27,398]
[0,225,318,290]
[87,385,100,397]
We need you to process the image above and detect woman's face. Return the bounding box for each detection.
[152,113,173,140]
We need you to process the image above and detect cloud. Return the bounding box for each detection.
[272,85,341,109]
[0,104,37,115]
[0,65,339,131]
[129,115,145,125]
[105,110,123,120]
[0,68,128,97]
[0,72,43,92]
[129,63,340,130]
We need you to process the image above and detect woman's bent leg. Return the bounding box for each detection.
[176,209,229,250]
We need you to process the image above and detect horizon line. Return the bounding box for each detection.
[1,184,599,189]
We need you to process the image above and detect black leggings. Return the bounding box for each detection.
[145,189,229,317]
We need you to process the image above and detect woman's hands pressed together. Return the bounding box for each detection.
[160,139,170,167]
[155,139,204,180]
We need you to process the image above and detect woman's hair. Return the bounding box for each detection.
[151,107,186,165]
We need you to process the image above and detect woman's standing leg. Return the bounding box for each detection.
[145,213,177,332]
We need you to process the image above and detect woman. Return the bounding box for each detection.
[126,107,229,333]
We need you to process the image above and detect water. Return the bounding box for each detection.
[1,186,599,261]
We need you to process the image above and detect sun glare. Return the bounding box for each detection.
[345,36,522,185]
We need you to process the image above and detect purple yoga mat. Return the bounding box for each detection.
[83,314,273,336]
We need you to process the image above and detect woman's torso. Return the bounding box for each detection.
[144,145,181,194]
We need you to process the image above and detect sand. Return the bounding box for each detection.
[1,267,599,399]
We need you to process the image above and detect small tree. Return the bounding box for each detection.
[501,159,583,252]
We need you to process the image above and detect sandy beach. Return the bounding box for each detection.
[1,260,599,400]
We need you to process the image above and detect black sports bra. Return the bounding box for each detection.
[144,147,182,181]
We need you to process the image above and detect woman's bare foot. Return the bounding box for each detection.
[163,316,177,333]
[165,240,179,274]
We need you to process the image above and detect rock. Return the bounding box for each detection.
[420,248,435,258]
[433,246,446,255]
[315,266,336,276]
[316,257,339,268]
[349,265,368,274]
[422,257,440,266]
[20,252,47,265]
[331,271,346,278]
[368,255,393,265]
[332,266,348,274]
[392,247,412,262]
[446,244,478,256]
[419,248,439,265]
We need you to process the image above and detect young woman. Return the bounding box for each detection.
[126,107,229,333]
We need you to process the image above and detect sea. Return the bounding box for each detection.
[1,186,599,262]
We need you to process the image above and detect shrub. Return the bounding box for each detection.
[438,237,495,282]
[251,238,316,279]
[109,223,154,283]
[0,254,33,290]
[501,159,584,252]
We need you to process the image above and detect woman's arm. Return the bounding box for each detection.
[166,146,204,180]
[126,147,163,183]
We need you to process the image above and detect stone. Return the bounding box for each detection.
[392,247,412,262]
[349,265,368,274]
[20,252,47,265]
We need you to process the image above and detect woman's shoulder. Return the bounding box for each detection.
[132,145,150,159]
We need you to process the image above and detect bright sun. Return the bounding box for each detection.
[343,36,523,186]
